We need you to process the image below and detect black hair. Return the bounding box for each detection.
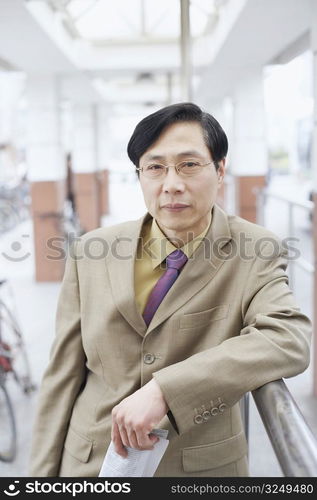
[127,102,228,172]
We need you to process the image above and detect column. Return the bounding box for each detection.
[0,72,24,181]
[27,74,66,282]
[311,2,317,397]
[231,70,267,223]
[72,104,100,232]
[96,104,110,218]
[180,0,192,101]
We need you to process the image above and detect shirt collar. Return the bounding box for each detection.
[146,212,212,270]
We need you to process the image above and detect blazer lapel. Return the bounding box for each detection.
[106,213,151,337]
[146,205,232,335]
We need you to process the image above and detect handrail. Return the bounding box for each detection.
[256,188,314,212]
[251,379,317,477]
[255,187,314,289]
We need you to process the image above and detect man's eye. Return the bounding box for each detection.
[183,161,199,167]
[147,164,164,170]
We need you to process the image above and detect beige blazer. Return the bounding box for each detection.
[29,205,311,477]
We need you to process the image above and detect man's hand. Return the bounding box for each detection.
[111,378,168,457]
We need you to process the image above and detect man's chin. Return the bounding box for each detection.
[157,218,193,234]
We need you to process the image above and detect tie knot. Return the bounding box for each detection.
[166,249,188,271]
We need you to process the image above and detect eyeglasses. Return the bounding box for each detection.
[136,160,215,179]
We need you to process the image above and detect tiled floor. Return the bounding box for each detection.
[0,173,316,477]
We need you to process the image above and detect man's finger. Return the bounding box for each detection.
[135,428,158,450]
[126,428,140,450]
[112,421,128,458]
[118,425,130,449]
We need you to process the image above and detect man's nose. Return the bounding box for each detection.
[162,166,186,192]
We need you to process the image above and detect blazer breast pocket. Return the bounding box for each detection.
[179,304,229,330]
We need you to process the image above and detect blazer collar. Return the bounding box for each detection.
[106,205,232,337]
[105,212,150,337]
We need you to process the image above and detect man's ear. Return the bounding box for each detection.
[217,158,226,184]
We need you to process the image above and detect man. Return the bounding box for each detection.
[30,102,311,477]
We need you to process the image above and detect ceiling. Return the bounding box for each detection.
[0,0,314,109]
[50,0,218,41]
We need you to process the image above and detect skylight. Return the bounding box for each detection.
[62,0,218,42]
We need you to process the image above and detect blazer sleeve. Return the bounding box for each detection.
[29,241,87,476]
[153,242,312,436]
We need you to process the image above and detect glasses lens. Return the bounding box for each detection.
[178,161,203,176]
[143,164,165,178]
[142,160,206,178]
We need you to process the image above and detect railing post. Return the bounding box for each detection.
[313,193,317,397]
[180,0,192,101]
[240,392,250,453]
[287,202,295,290]
[255,187,265,226]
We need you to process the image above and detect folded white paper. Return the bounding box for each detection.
[98,429,169,477]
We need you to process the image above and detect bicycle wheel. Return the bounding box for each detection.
[0,301,36,394]
[0,199,19,234]
[0,377,17,462]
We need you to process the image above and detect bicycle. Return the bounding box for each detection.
[0,172,31,235]
[0,279,36,462]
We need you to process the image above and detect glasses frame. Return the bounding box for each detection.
[136,160,215,178]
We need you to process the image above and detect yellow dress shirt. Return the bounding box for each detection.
[135,213,212,314]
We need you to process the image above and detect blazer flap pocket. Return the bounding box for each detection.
[63,427,93,463]
[180,305,229,329]
[182,431,247,472]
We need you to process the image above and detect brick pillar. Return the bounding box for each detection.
[31,180,66,282]
[74,172,100,233]
[235,175,266,223]
[231,71,267,223]
[26,74,66,282]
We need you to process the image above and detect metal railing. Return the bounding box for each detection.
[238,188,317,475]
[255,188,314,287]
[251,379,317,477]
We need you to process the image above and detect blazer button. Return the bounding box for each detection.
[143,353,155,364]
[194,414,204,424]
[218,403,228,413]
[202,410,211,421]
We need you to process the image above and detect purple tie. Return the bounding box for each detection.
[143,249,188,327]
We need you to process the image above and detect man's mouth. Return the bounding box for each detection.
[161,203,190,211]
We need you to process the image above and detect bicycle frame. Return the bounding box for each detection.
[0,280,36,463]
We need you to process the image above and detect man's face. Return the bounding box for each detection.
[138,121,225,240]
